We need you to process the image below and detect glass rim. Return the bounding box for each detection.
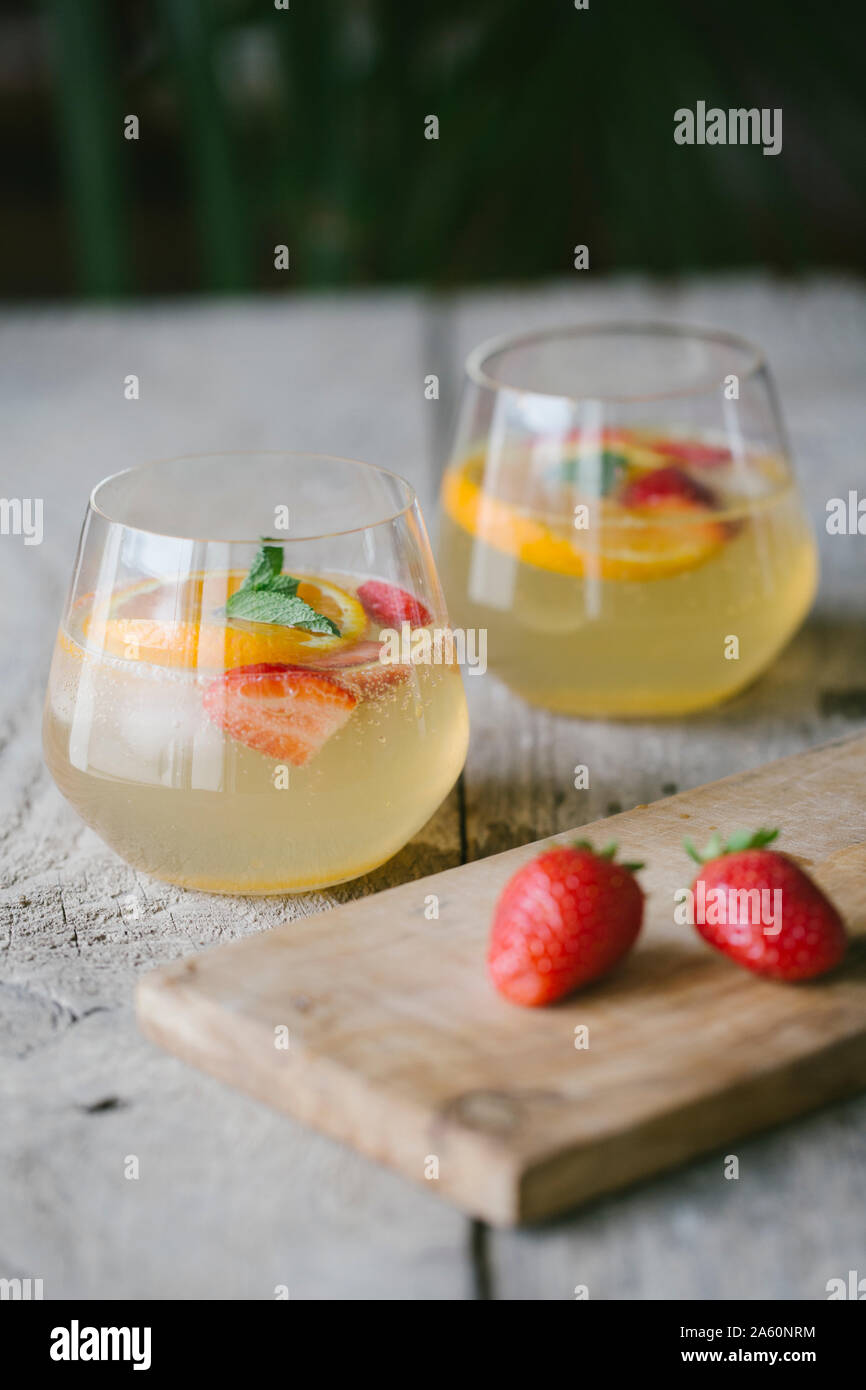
[465,320,766,405]
[88,450,418,543]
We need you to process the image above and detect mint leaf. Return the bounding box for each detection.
[225,586,340,635]
[552,450,627,495]
[244,542,283,590]
[227,540,339,635]
[267,574,300,598]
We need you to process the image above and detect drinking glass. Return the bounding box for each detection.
[438,323,817,716]
[44,453,468,893]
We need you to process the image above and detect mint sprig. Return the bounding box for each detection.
[226,586,339,633]
[552,450,628,495]
[225,540,340,636]
[245,543,284,590]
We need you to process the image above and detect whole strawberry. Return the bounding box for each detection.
[685,828,847,982]
[488,842,644,1006]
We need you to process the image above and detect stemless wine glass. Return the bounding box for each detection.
[438,323,818,716]
[44,453,469,893]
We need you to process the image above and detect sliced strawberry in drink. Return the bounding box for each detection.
[648,438,731,467]
[342,663,411,699]
[310,641,387,669]
[620,465,718,511]
[312,640,411,699]
[202,663,357,765]
[357,580,432,628]
[561,425,633,446]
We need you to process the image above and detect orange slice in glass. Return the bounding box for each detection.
[84,572,368,671]
[442,457,726,581]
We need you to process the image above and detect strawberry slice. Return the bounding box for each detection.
[341,663,410,700]
[202,663,357,765]
[561,426,633,447]
[357,580,432,628]
[311,641,411,699]
[649,438,731,467]
[620,465,718,511]
[309,641,387,669]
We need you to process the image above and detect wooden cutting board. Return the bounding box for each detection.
[137,732,866,1225]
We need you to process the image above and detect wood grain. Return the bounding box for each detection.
[137,732,866,1225]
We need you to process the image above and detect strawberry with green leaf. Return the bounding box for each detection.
[685,828,848,981]
[488,841,645,1006]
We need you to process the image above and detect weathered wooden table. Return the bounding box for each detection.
[2,276,864,1300]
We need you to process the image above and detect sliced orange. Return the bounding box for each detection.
[84,573,368,671]
[441,457,726,582]
[575,517,727,580]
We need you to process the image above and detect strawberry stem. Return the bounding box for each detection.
[684,827,779,865]
[570,839,644,873]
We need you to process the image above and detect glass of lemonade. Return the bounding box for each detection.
[438,323,817,716]
[44,453,469,893]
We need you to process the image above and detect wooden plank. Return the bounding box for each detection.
[138,732,866,1227]
[0,296,470,1298]
[488,1090,866,1300]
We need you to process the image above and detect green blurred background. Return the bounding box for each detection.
[6,0,865,299]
